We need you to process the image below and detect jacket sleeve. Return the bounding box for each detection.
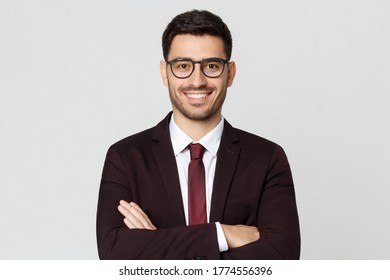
[96,145,221,260]
[221,145,301,260]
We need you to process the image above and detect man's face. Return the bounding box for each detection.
[160,34,236,123]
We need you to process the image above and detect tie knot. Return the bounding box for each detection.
[189,143,205,160]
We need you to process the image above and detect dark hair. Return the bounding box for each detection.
[162,10,232,61]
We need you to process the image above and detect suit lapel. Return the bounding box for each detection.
[210,120,240,223]
[151,113,186,226]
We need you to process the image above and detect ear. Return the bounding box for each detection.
[227,61,236,87]
[160,60,169,87]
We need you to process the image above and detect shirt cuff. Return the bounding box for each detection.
[215,222,229,252]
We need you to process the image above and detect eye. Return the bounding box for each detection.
[173,60,192,72]
[178,64,190,69]
[203,60,222,72]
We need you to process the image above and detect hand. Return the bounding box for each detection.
[221,224,260,249]
[118,200,156,230]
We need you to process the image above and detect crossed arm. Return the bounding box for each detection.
[98,143,300,259]
[118,200,260,250]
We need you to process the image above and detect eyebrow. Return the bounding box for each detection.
[169,57,193,61]
[168,57,222,62]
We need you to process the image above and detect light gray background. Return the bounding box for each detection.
[1,0,389,259]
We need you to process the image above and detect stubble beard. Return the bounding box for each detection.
[168,83,227,122]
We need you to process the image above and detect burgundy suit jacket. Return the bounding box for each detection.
[96,113,300,259]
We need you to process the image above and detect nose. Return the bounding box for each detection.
[187,63,207,87]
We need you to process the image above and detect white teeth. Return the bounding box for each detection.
[187,93,207,99]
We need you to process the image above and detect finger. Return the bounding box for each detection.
[118,201,156,230]
[119,201,146,226]
[129,202,156,229]
[123,217,136,229]
[127,204,155,230]
[119,200,133,211]
[121,201,155,230]
[117,204,146,229]
[129,202,148,218]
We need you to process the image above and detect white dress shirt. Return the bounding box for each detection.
[169,115,228,252]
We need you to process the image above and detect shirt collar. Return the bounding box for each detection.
[169,115,224,157]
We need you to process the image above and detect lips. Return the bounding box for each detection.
[182,89,213,99]
[180,86,214,102]
[186,93,208,99]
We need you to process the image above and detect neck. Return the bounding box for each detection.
[173,111,222,141]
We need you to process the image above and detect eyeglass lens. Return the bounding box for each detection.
[170,58,226,78]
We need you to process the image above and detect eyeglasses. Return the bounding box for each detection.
[166,57,229,79]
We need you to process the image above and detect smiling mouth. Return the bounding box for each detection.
[182,88,213,99]
[186,93,208,99]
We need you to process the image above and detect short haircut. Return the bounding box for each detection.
[162,10,233,61]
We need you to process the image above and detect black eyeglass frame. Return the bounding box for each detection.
[165,57,230,79]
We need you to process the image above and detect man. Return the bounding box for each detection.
[96,10,300,260]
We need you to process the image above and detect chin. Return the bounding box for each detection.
[182,109,220,122]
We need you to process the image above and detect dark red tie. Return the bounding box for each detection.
[188,143,207,225]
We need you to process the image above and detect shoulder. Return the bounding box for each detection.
[223,120,288,161]
[109,113,171,152]
[223,119,282,150]
[223,129,291,179]
[236,128,287,157]
[111,127,155,151]
[234,127,277,147]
